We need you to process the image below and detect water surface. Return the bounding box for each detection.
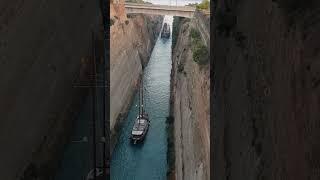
[110,16,173,180]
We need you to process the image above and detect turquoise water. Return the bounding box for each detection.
[110,16,173,180]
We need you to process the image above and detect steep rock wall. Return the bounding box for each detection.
[110,0,163,151]
[0,0,101,179]
[212,0,320,179]
[193,10,210,49]
[171,16,210,180]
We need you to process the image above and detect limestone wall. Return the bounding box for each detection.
[110,0,163,151]
[171,17,210,180]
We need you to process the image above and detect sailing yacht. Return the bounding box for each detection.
[131,79,150,144]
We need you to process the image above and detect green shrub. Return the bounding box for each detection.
[190,28,209,65]
[190,28,201,40]
[196,0,210,10]
[110,19,115,26]
[177,63,184,73]
[192,43,209,65]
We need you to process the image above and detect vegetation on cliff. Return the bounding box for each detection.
[190,28,209,65]
[110,18,115,26]
[187,0,210,10]
[196,0,210,10]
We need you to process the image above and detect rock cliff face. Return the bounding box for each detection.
[0,0,101,179]
[171,16,210,180]
[212,0,320,179]
[110,0,163,151]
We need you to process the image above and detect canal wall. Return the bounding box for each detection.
[0,0,101,179]
[110,0,163,152]
[170,14,210,180]
[212,0,320,179]
[193,10,210,50]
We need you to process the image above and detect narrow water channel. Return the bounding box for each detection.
[110,16,173,180]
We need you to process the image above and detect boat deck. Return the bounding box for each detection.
[132,117,149,135]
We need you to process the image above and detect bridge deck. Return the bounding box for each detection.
[125,3,196,11]
[124,3,210,16]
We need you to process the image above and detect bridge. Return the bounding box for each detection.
[124,2,197,18]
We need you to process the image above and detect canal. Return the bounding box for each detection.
[110,16,173,180]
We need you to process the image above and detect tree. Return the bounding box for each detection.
[196,0,210,10]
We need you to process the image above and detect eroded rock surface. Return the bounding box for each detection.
[171,15,210,180]
[110,0,163,151]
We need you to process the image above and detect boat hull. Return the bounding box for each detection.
[130,117,150,144]
[161,32,170,38]
[131,129,148,144]
[161,23,170,39]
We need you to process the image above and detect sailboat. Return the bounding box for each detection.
[131,78,150,144]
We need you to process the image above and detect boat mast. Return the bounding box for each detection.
[141,76,144,115]
[138,78,141,123]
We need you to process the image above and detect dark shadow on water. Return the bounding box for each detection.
[129,140,146,149]
[161,37,170,43]
[128,134,148,149]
